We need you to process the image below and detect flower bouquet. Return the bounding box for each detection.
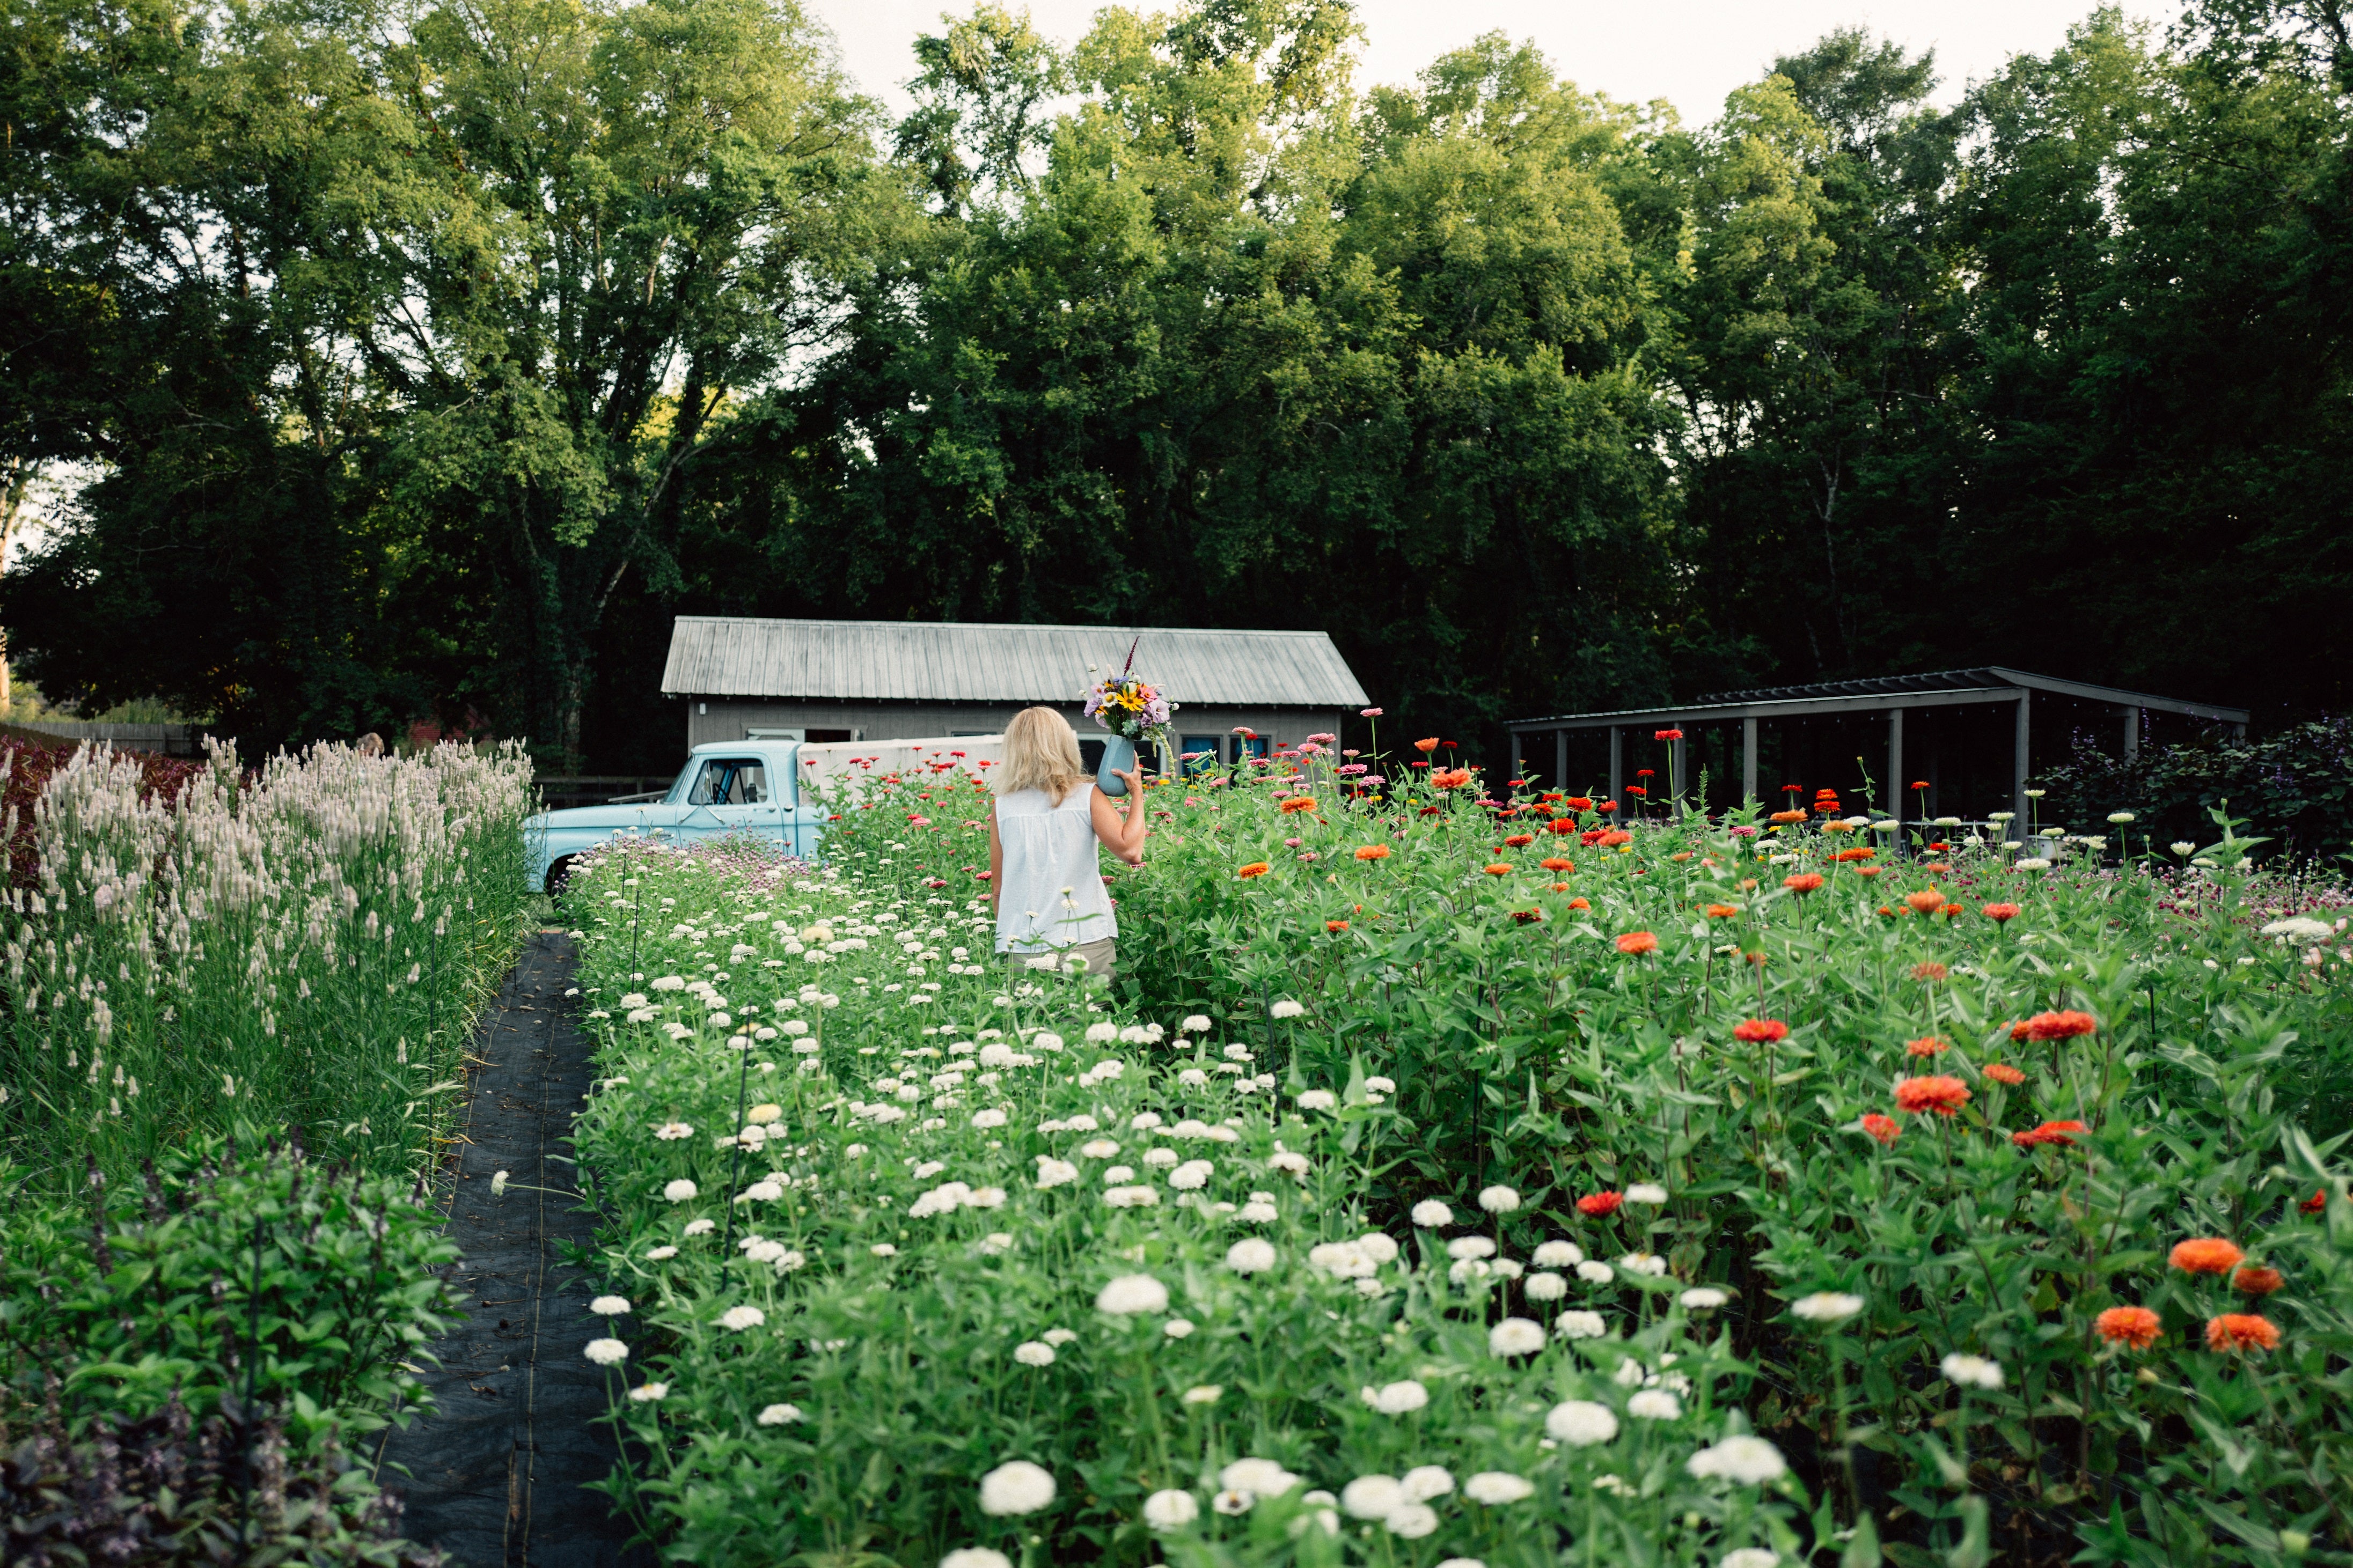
[1082,639,1175,796]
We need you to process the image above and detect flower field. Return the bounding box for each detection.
[565,754,2353,1567]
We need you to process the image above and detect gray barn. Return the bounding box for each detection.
[659,616,1371,768]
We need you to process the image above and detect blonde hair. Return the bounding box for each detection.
[998,706,1090,805]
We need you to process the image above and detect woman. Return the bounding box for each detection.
[988,706,1147,976]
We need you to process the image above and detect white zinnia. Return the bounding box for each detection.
[1364,1380,1428,1415]
[1488,1317,1545,1356]
[978,1460,1057,1515]
[1142,1489,1199,1529]
[1096,1275,1169,1315]
[1463,1472,1534,1505]
[1722,1551,1780,1568]
[1182,1014,1212,1033]
[1478,1184,1520,1213]
[1577,1260,1615,1284]
[1532,1240,1584,1267]
[1399,1466,1453,1502]
[1385,1503,1438,1538]
[1791,1291,1864,1324]
[1626,1182,1668,1204]
[1297,1089,1337,1111]
[1340,1475,1403,1520]
[1680,1287,1729,1310]
[1446,1235,1496,1261]
[1687,1434,1788,1485]
[1014,1341,1056,1366]
[1556,1311,1607,1340]
[1226,1238,1277,1274]
[1546,1400,1618,1445]
[757,1403,802,1425]
[1220,1458,1299,1498]
[1085,1022,1119,1043]
[721,1305,766,1331]
[1627,1389,1682,1420]
[1411,1199,1454,1227]
[1270,999,1306,1019]
[663,1179,698,1202]
[1526,1271,1567,1301]
[590,1295,631,1316]
[941,1551,1013,1568]
[1940,1353,2004,1389]
[583,1338,628,1366]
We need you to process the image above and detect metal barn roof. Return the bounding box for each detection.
[1511,666,2248,731]
[661,617,1371,709]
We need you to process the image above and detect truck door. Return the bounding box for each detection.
[678,756,781,845]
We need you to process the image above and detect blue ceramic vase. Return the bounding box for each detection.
[1096,734,1137,797]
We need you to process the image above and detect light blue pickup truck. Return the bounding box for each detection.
[527,739,827,893]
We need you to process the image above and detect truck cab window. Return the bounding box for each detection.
[689,759,769,805]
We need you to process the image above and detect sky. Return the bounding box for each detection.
[812,0,2180,125]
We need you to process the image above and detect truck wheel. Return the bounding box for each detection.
[545,856,576,897]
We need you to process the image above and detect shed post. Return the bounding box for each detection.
[1670,732,1688,819]
[1555,730,1568,794]
[2012,691,2032,822]
[1741,716,1757,804]
[1608,726,1623,814]
[2122,706,2140,761]
[1887,706,1904,840]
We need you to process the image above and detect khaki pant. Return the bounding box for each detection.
[1004,937,1117,978]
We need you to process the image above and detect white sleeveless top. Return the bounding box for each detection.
[994,784,1117,952]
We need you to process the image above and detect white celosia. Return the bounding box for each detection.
[1546,1400,1618,1445]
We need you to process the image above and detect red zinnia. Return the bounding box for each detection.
[2095,1306,2161,1349]
[1504,834,1534,848]
[1894,1075,1971,1116]
[1549,818,1578,835]
[1577,1191,1625,1217]
[1733,1019,1790,1043]
[2302,1190,2330,1215]
[1615,931,1659,955]
[2025,1010,2098,1041]
[2232,1267,2284,1296]
[1564,797,1593,811]
[1783,872,1826,894]
[1861,1113,1901,1145]
[2012,1118,2087,1149]
[1511,909,1543,925]
[2205,1314,2281,1353]
[1983,1063,2027,1086]
[2169,1238,2245,1275]
[1982,902,2021,923]
[1654,728,1685,741]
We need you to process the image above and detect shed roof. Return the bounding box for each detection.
[661,617,1370,709]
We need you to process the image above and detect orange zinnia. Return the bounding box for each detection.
[1733,1019,1790,1043]
[2094,1306,2161,1349]
[2205,1314,2280,1353]
[2169,1238,2245,1275]
[1549,816,1577,835]
[1783,872,1825,894]
[1894,1075,1970,1116]
[1566,896,1590,910]
[1769,809,1806,824]
[1354,845,1390,861]
[1905,1036,1949,1057]
[1237,862,1272,879]
[1911,962,1949,982]
[1279,796,1317,814]
[1599,830,1632,848]
[1432,768,1473,789]
[1705,903,1741,918]
[1983,1063,2026,1086]
[1484,863,1513,877]
[1577,1191,1624,1216]
[2025,1010,2098,1041]
[1861,1113,1901,1145]
[1504,833,1534,848]
[2232,1267,2284,1295]
[1856,866,1883,879]
[1540,857,1573,872]
[1615,931,1659,955]
[1325,919,1350,933]
[1564,797,1593,811]
[2012,1118,2087,1149]
[1983,902,2021,923]
[1549,881,1571,892]
[1413,737,1441,753]
[1905,889,1946,915]
[1834,846,1876,862]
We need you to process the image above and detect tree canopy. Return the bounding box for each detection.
[3,0,2347,768]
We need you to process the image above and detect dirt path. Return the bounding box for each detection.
[376,932,652,1568]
